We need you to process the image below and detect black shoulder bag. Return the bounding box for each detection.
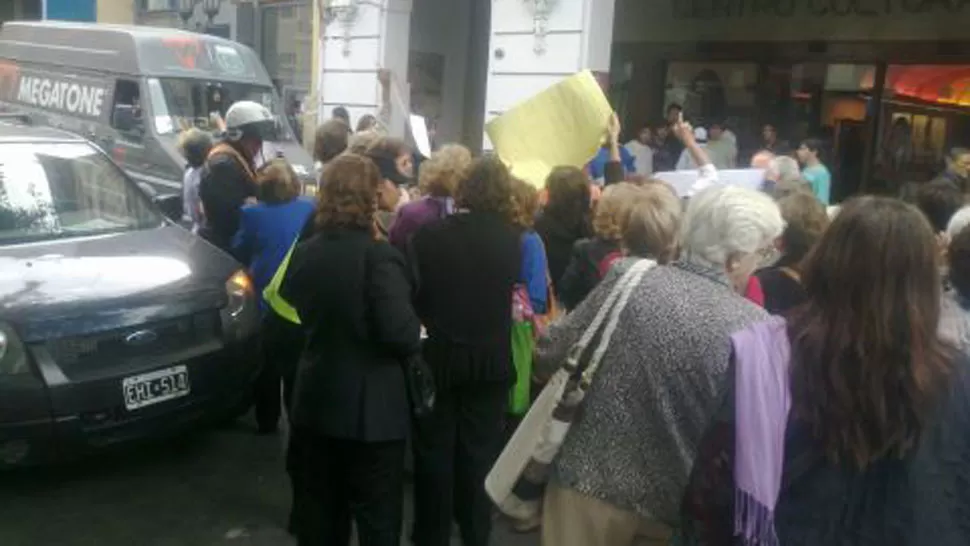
[369,239,435,417]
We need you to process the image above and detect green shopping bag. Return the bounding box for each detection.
[509,320,536,416]
[263,241,301,325]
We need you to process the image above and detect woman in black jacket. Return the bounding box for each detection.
[409,156,522,546]
[280,153,422,546]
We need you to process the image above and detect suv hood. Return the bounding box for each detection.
[0,225,240,342]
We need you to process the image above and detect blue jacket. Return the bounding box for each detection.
[587,146,636,182]
[231,196,316,312]
[521,230,548,314]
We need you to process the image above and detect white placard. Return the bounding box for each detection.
[409,114,432,158]
[653,168,765,198]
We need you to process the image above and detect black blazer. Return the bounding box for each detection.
[411,211,521,388]
[280,227,421,442]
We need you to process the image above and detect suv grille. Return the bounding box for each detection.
[46,312,219,370]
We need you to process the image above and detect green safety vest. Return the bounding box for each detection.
[263,241,301,325]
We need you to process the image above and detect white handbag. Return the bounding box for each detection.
[485,259,657,521]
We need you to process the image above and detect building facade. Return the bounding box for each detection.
[9,0,966,198]
[317,0,970,197]
[1,0,97,24]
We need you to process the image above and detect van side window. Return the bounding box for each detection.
[111,80,143,135]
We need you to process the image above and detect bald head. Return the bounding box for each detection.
[751,150,775,170]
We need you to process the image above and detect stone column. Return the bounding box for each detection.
[482,0,617,149]
[313,0,412,136]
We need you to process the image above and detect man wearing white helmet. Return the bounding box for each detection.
[199,100,276,253]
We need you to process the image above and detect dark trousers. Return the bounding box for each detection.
[255,312,305,534]
[294,430,406,546]
[255,312,303,430]
[411,382,508,546]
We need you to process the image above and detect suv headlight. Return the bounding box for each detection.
[220,270,258,341]
[225,270,253,319]
[0,322,29,375]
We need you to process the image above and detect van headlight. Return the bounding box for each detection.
[0,323,29,376]
[220,270,258,340]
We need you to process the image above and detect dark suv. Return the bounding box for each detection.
[0,120,260,466]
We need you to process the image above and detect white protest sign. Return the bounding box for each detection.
[409,114,431,158]
[653,168,765,198]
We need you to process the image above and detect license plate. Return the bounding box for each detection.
[122,365,191,411]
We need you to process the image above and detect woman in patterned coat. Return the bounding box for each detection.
[534,183,784,546]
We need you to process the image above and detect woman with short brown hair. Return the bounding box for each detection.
[313,119,351,166]
[681,196,970,546]
[281,153,421,546]
[535,166,593,295]
[231,158,317,433]
[410,156,523,546]
[754,190,829,315]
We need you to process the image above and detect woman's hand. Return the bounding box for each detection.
[607,112,621,145]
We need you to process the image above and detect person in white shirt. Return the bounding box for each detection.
[676,127,709,171]
[705,122,737,169]
[624,125,654,176]
[177,128,213,233]
[670,117,719,196]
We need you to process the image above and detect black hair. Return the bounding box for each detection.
[949,224,970,301]
[801,138,824,155]
[332,106,350,122]
[914,180,965,233]
[666,103,682,113]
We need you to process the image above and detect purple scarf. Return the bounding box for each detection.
[730,316,792,546]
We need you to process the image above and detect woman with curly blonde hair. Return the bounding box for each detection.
[281,153,421,546]
[558,182,645,310]
[388,144,471,250]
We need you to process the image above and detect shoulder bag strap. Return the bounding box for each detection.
[580,260,657,384]
[780,266,801,284]
[564,259,654,372]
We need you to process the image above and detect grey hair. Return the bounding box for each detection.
[680,185,785,266]
[767,156,802,184]
[947,205,970,239]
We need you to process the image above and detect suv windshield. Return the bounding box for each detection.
[146,77,293,141]
[0,142,162,245]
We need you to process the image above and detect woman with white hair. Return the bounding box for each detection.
[534,184,785,546]
[763,156,805,197]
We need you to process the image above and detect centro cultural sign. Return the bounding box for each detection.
[672,0,970,18]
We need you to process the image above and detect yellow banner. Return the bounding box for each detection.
[486,70,612,188]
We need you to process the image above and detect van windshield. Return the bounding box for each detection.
[0,142,162,245]
[146,77,294,141]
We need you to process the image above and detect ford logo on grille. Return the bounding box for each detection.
[124,329,158,347]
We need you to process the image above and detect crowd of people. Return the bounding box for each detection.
[175,97,970,546]
[618,104,834,206]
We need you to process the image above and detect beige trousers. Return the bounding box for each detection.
[540,483,673,546]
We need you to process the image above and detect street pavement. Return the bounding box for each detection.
[0,415,538,546]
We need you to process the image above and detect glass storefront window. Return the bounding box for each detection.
[662,61,875,200]
[874,65,970,190]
